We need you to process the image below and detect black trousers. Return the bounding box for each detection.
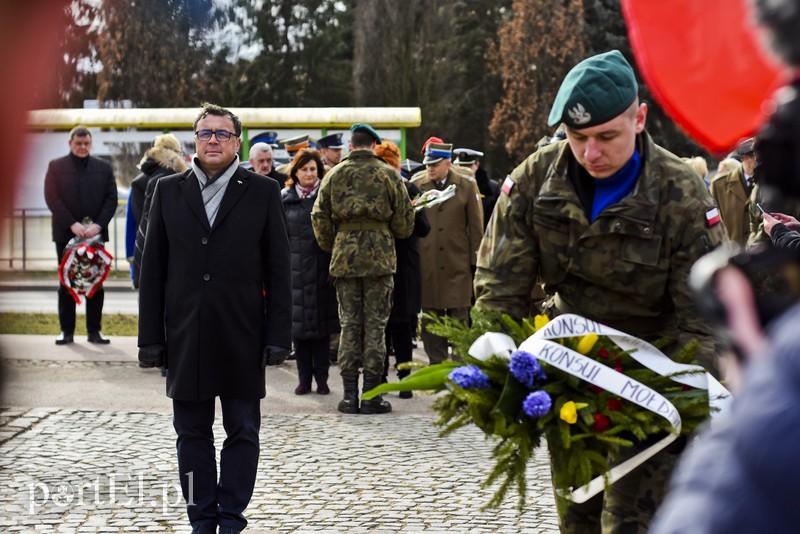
[172,397,261,532]
[384,318,413,380]
[56,242,104,334]
[294,336,330,385]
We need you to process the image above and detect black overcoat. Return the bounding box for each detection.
[138,166,291,401]
[281,186,339,339]
[44,154,118,242]
[389,181,430,322]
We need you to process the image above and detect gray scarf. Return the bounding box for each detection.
[191,155,239,227]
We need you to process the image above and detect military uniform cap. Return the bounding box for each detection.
[423,142,453,165]
[350,123,381,144]
[548,50,638,129]
[282,134,312,153]
[251,130,279,147]
[453,148,484,166]
[420,136,444,155]
[318,132,344,149]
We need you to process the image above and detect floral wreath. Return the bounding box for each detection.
[58,235,113,305]
[364,309,730,513]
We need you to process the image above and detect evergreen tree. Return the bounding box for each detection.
[54,0,100,108]
[95,0,217,107]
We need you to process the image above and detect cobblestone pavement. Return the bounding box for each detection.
[0,406,558,533]
[0,335,561,534]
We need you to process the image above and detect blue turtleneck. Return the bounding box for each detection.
[591,148,641,222]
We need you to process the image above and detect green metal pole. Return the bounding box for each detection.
[400,127,407,159]
[242,128,250,159]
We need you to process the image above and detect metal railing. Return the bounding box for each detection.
[0,204,129,272]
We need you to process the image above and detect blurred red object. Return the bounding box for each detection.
[1,2,69,208]
[622,0,790,154]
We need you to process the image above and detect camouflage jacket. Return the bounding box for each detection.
[311,150,414,278]
[474,133,726,371]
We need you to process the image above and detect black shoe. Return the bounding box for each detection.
[87,331,111,344]
[399,390,413,399]
[55,332,74,345]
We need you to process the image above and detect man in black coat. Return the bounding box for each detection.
[453,147,500,230]
[44,125,118,345]
[137,103,291,534]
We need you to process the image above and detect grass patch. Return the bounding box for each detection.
[0,313,139,336]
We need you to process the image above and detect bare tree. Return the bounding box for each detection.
[489,0,585,163]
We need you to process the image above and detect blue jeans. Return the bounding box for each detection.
[173,397,261,532]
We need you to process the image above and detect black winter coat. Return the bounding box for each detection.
[389,181,430,323]
[475,167,500,230]
[131,159,177,226]
[281,186,339,339]
[771,223,800,252]
[44,154,118,243]
[138,166,291,401]
[130,160,179,288]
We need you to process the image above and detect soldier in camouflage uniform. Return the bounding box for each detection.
[311,123,414,415]
[474,50,726,533]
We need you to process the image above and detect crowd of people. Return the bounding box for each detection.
[42,7,800,527]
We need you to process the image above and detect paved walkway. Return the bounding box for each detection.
[0,335,560,533]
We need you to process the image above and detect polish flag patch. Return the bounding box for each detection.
[501,176,515,195]
[705,207,721,227]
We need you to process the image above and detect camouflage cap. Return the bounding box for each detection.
[547,50,638,129]
[350,123,381,144]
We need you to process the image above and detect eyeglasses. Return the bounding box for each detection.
[195,129,236,142]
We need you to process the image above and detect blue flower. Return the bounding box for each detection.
[449,365,491,389]
[509,351,546,387]
[523,390,552,418]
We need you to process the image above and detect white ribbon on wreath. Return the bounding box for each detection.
[468,313,731,503]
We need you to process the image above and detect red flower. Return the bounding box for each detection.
[682,384,691,391]
[590,385,604,394]
[598,348,610,359]
[592,414,610,432]
[608,398,623,411]
[614,364,624,373]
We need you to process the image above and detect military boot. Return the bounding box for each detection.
[360,374,392,414]
[337,375,360,414]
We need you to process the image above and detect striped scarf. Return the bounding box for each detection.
[191,155,239,227]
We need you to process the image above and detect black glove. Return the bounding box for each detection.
[262,345,290,368]
[139,344,166,368]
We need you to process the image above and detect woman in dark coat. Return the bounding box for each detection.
[375,141,430,397]
[281,148,340,395]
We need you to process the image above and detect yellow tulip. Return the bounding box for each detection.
[534,314,550,332]
[576,333,599,355]
[560,401,578,424]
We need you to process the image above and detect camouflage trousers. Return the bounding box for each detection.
[557,436,686,533]
[334,275,394,380]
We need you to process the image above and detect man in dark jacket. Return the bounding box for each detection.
[44,125,117,345]
[454,147,500,229]
[138,103,291,534]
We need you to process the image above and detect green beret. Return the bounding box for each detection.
[548,50,638,129]
[350,123,381,144]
